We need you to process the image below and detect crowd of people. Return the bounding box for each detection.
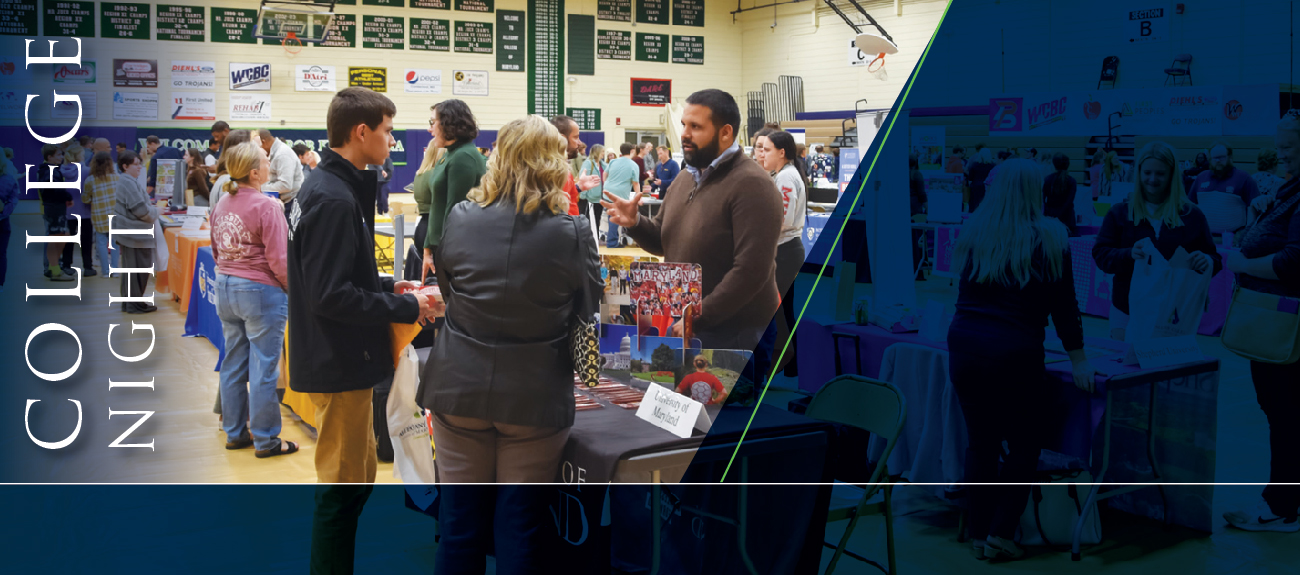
[941,115,1300,560]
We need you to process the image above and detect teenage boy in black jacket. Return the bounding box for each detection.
[288,87,440,575]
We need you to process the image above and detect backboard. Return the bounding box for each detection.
[253,0,336,44]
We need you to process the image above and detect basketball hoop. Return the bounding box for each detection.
[283,31,303,55]
[868,53,888,81]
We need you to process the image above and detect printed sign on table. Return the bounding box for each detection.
[171,61,216,89]
[629,262,701,341]
[114,59,158,88]
[451,70,488,96]
[113,91,158,121]
[296,65,337,92]
[229,62,272,91]
[403,69,442,94]
[52,61,95,84]
[170,92,216,121]
[229,93,272,121]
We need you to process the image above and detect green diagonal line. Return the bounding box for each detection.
[719,1,954,483]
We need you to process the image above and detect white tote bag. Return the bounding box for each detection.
[1017,469,1102,546]
[388,345,438,483]
[1123,246,1210,363]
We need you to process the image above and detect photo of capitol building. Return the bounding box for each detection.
[601,334,632,371]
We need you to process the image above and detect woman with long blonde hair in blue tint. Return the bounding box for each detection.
[947,159,1097,561]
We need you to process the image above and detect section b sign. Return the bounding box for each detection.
[1127,7,1166,43]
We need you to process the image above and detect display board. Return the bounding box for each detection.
[211,7,256,44]
[527,0,563,117]
[0,1,39,36]
[567,107,600,131]
[671,35,702,65]
[671,0,703,27]
[631,78,669,106]
[410,0,450,8]
[349,66,387,91]
[320,13,357,48]
[362,15,405,50]
[454,0,492,12]
[596,29,630,60]
[100,2,149,40]
[453,20,492,53]
[635,33,667,63]
[43,0,94,37]
[568,14,594,76]
[156,4,205,42]
[597,0,630,22]
[409,17,450,51]
[495,10,524,71]
[636,0,667,25]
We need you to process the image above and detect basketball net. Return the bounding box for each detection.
[283,31,303,56]
[868,53,887,81]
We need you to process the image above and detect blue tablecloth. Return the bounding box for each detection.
[182,247,225,371]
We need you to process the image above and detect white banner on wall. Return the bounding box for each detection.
[52,61,96,84]
[230,93,272,121]
[52,92,97,119]
[452,70,488,97]
[171,61,217,89]
[113,91,158,121]
[989,85,1280,137]
[0,91,24,119]
[0,56,33,85]
[1126,6,1167,44]
[403,69,442,94]
[230,62,272,91]
[296,65,337,92]
[170,92,216,121]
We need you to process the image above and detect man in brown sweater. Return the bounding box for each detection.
[603,89,783,350]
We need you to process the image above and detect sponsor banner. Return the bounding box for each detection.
[52,61,96,84]
[114,59,158,88]
[451,70,488,96]
[52,92,97,119]
[0,55,34,85]
[113,91,159,121]
[403,69,442,94]
[296,65,337,92]
[989,85,1280,137]
[171,61,217,89]
[348,67,387,92]
[229,62,272,91]
[230,93,272,121]
[170,92,216,121]
[0,92,25,119]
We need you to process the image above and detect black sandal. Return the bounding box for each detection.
[255,440,299,459]
[225,432,253,450]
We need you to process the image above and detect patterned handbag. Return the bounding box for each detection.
[570,218,602,387]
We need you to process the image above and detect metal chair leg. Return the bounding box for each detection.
[1074,390,1114,561]
[883,484,897,575]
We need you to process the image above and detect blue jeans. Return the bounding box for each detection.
[217,274,288,451]
[95,230,119,274]
[606,213,621,248]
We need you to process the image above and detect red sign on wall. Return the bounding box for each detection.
[631,77,671,107]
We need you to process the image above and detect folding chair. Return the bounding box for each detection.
[806,375,907,575]
[1164,54,1192,86]
[1097,56,1119,89]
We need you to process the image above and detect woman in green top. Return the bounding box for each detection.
[421,99,487,280]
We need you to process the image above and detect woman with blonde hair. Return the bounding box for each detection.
[418,114,602,569]
[210,129,259,208]
[947,159,1097,561]
[210,142,296,458]
[1092,141,1218,340]
[577,143,606,225]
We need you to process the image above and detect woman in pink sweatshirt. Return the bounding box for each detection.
[210,142,297,459]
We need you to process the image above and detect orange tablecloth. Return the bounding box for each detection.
[164,227,211,314]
